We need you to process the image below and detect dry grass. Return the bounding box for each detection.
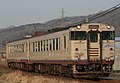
[0,70,82,83]
[0,60,119,83]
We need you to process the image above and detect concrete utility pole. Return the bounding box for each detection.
[61,8,65,27]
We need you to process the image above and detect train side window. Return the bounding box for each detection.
[64,36,66,49]
[41,41,43,51]
[56,38,58,50]
[35,42,38,52]
[49,39,52,51]
[33,42,35,52]
[38,41,40,51]
[43,40,45,51]
[53,38,55,50]
[46,40,48,51]
[29,43,30,53]
[8,46,11,53]
[22,44,24,52]
[59,37,60,50]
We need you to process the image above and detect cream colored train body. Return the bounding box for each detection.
[6,23,115,78]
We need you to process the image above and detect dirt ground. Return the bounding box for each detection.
[0,59,120,83]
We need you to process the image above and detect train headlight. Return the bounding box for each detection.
[107,26,111,29]
[105,58,108,61]
[75,48,79,51]
[77,25,81,29]
[110,48,113,51]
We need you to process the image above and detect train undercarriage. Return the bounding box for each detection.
[7,60,113,78]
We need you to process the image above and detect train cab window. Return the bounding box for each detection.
[70,31,86,40]
[102,31,115,40]
[89,32,98,42]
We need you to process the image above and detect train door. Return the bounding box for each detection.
[88,31,101,63]
[25,41,30,61]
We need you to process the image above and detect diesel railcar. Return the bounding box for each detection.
[6,22,115,78]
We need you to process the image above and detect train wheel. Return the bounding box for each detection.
[34,64,39,73]
[61,65,73,77]
[39,64,46,74]
[7,63,11,68]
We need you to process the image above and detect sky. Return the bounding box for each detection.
[0,0,119,28]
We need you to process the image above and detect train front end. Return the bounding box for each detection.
[70,23,115,77]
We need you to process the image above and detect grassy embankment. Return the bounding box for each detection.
[0,71,5,77]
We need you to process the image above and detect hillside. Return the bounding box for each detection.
[0,4,120,53]
[0,16,87,45]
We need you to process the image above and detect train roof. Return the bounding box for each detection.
[7,22,114,44]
